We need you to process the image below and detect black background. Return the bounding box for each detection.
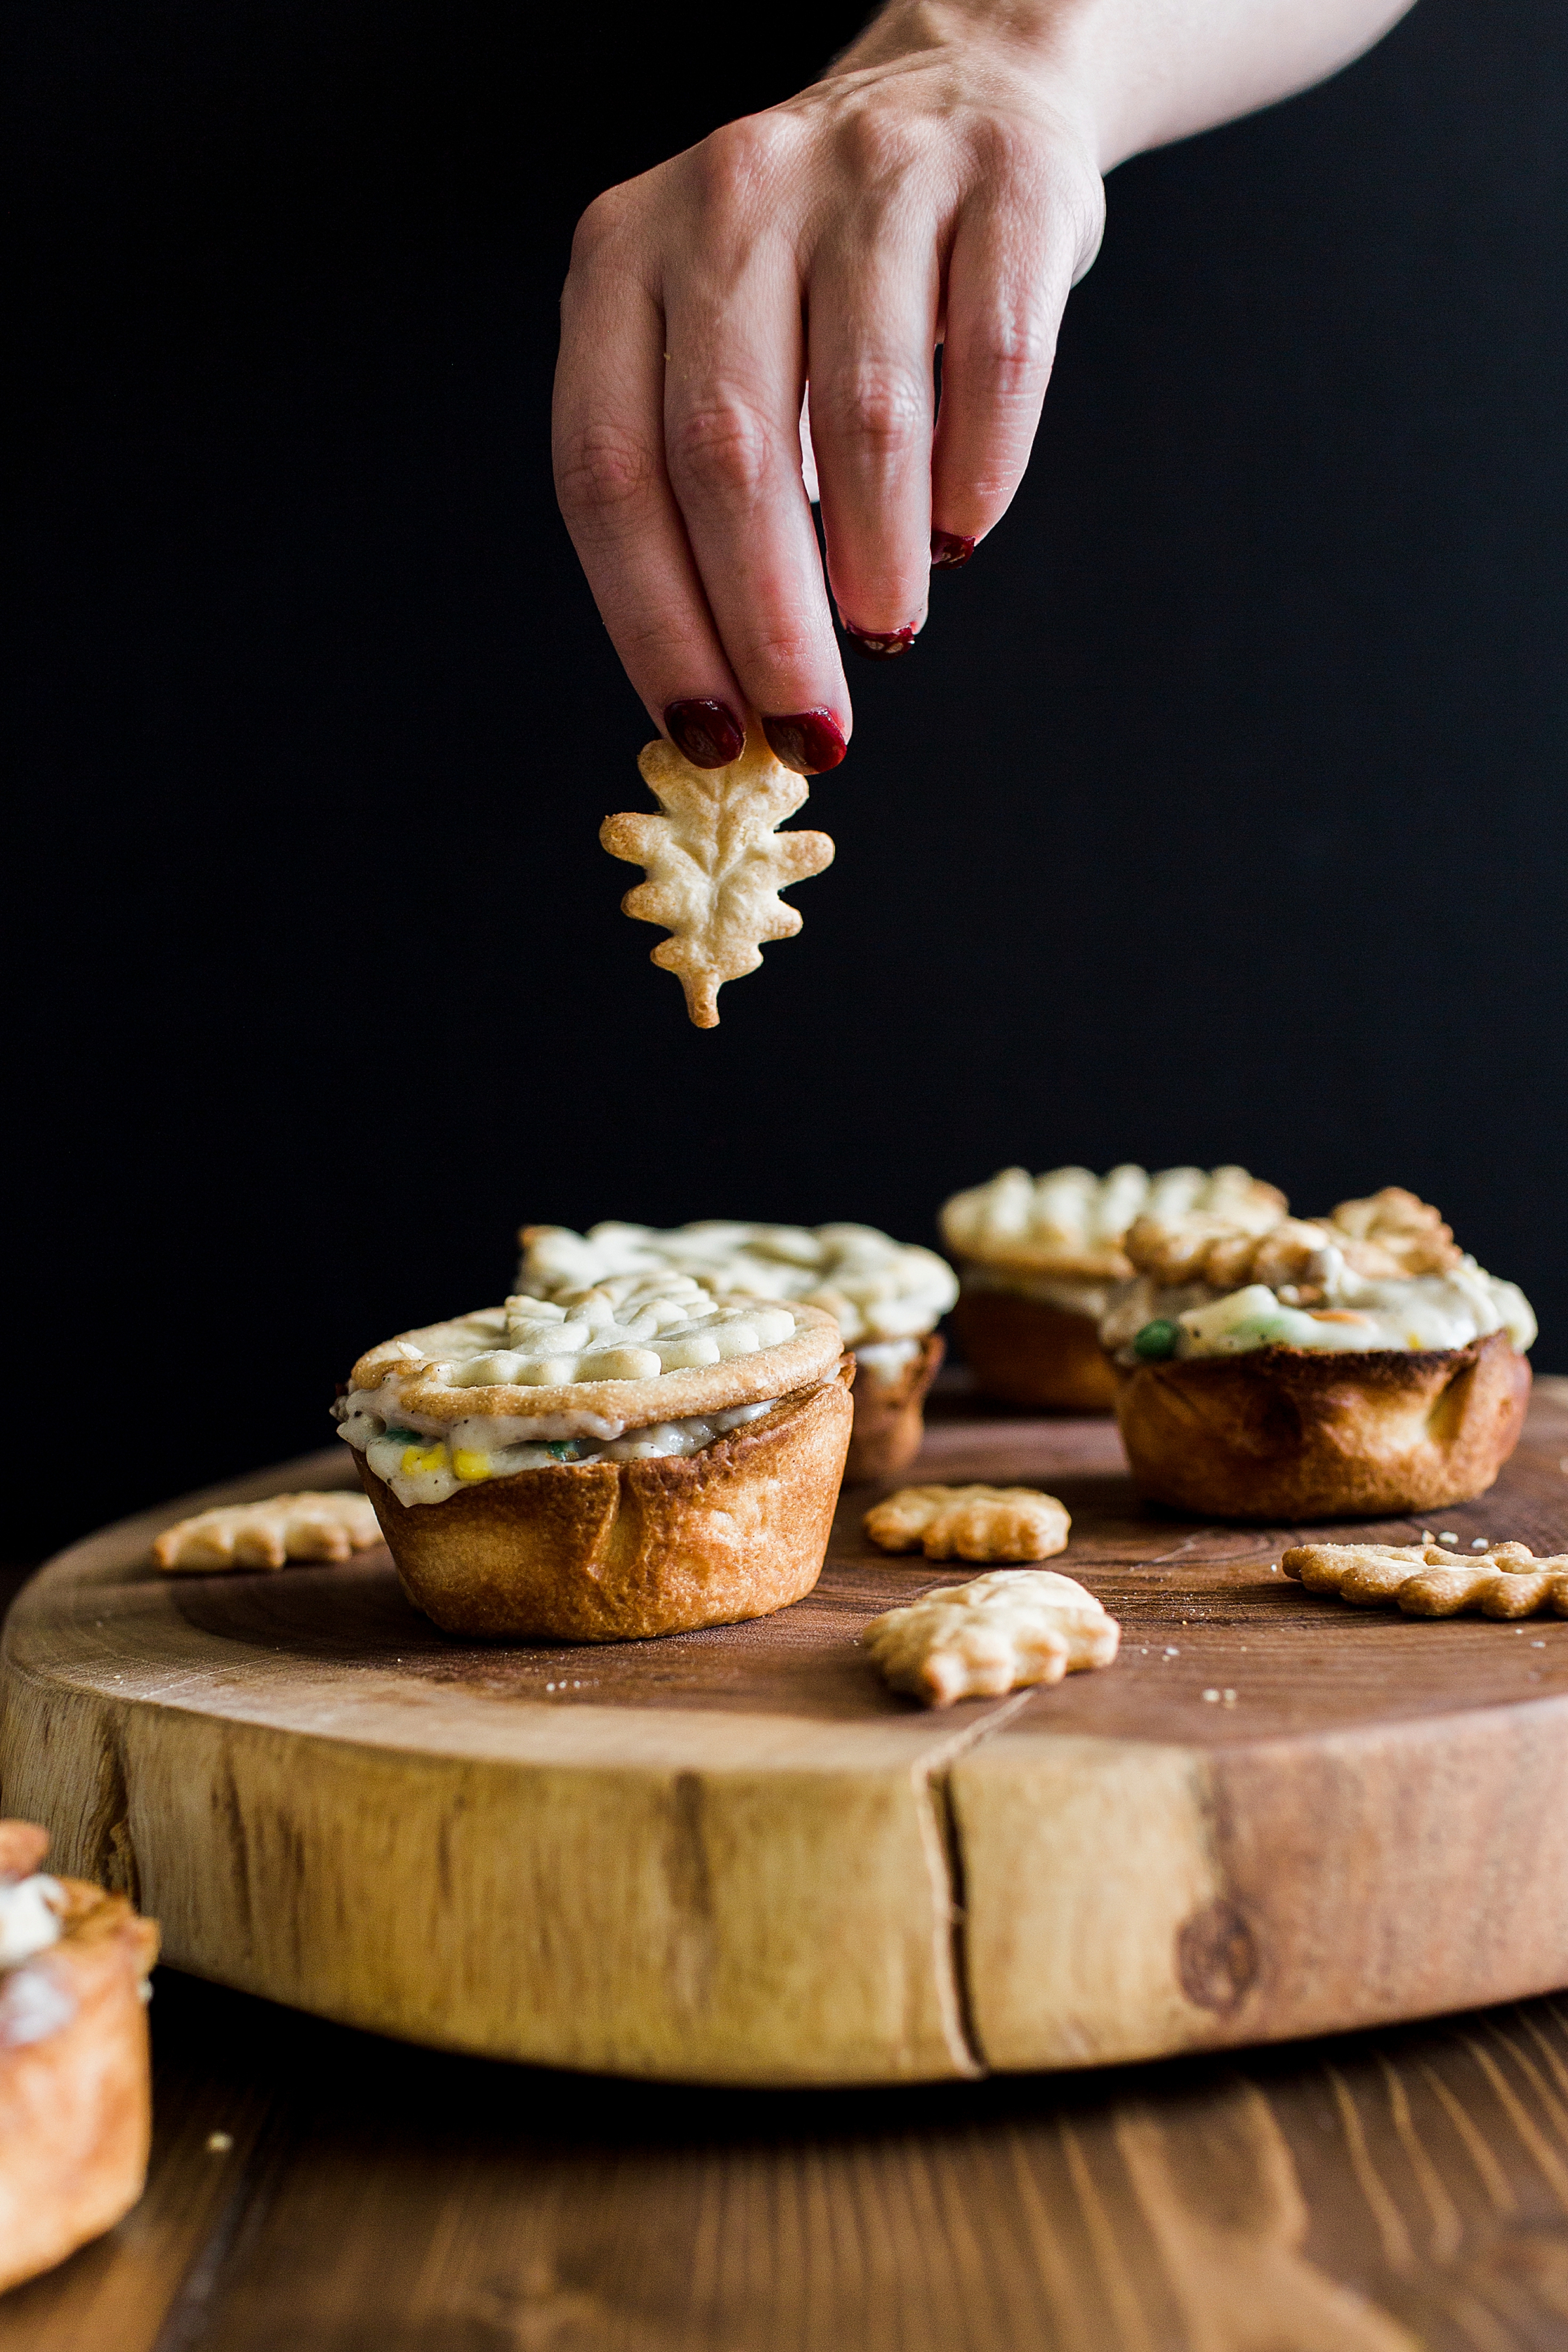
[6,0,1564,1559]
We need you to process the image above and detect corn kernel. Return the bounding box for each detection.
[402,1444,446,1476]
[452,1449,491,1482]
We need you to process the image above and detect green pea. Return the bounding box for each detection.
[1134,1319,1181,1361]
[545,1440,580,1461]
[385,1427,419,1444]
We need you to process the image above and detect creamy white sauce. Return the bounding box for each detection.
[1103,1256,1537,1360]
[0,1876,63,1970]
[340,1399,781,1507]
[853,1337,922,1382]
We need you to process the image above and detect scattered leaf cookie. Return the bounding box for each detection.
[600,735,834,1027]
[1282,1539,1568,1619]
[863,1569,1119,1706]
[864,1483,1071,1563]
[152,1491,382,1573]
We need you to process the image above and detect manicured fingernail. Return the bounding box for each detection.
[762,710,848,774]
[844,623,917,660]
[663,699,745,769]
[930,530,975,571]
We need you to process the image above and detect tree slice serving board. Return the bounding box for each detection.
[3,1383,1567,2087]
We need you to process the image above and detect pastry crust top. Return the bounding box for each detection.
[1123,1185,1462,1295]
[344,1281,845,1430]
[518,1219,956,1347]
[939,1165,1284,1279]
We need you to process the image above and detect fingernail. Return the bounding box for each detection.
[930,530,975,571]
[663,699,746,769]
[843,623,917,660]
[762,710,849,774]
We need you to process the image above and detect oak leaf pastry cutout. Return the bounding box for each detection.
[863,1568,1119,1706]
[864,1483,1071,1563]
[151,1491,382,1573]
[1281,1539,1568,1619]
[600,735,834,1027]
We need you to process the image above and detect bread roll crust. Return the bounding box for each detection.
[1112,1328,1531,1521]
[0,1876,159,2294]
[358,1363,855,1639]
[953,1290,1118,1412]
[845,1334,945,1482]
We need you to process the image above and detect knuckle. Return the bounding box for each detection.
[834,101,934,190]
[568,184,636,273]
[693,110,799,207]
[667,397,777,503]
[823,367,928,461]
[554,418,659,522]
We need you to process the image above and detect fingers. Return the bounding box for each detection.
[806,161,941,659]
[658,120,851,767]
[931,158,1090,555]
[555,195,753,770]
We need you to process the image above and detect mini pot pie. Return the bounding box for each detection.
[939,1165,1284,1411]
[0,1822,159,2294]
[335,1277,853,1640]
[1100,1187,1537,1520]
[518,1220,957,1482]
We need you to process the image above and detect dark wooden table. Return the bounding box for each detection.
[3,1400,1568,2352]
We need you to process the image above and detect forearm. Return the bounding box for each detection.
[831,0,1417,170]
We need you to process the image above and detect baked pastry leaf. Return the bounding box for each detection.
[601,736,834,1027]
[863,1568,1119,1706]
[1282,1539,1568,1618]
[864,1483,1071,1563]
[152,1491,382,1573]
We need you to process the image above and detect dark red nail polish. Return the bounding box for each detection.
[843,623,917,660]
[930,530,975,570]
[762,710,848,775]
[663,698,746,769]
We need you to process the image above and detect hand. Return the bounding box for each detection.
[553,0,1414,772]
[553,5,1105,772]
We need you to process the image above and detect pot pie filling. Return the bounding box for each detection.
[517,1219,957,1353]
[336,1276,836,1507]
[1099,1188,1537,1363]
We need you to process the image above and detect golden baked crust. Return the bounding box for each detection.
[864,1484,1071,1563]
[1122,1185,1462,1302]
[1282,1538,1568,1617]
[348,1300,843,1431]
[940,1165,1284,1280]
[844,1334,945,1482]
[152,1491,381,1572]
[0,1849,159,2294]
[358,1363,855,1639]
[862,1570,1120,1706]
[953,1289,1118,1412]
[1113,1329,1531,1521]
[600,735,834,1028]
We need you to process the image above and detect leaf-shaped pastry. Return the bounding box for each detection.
[600,735,834,1027]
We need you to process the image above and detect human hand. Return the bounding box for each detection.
[553,2,1105,772]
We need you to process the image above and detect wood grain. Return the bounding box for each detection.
[1,1389,1565,2086]
[2,1969,1566,2349]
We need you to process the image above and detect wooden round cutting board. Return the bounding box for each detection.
[3,1383,1567,2087]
